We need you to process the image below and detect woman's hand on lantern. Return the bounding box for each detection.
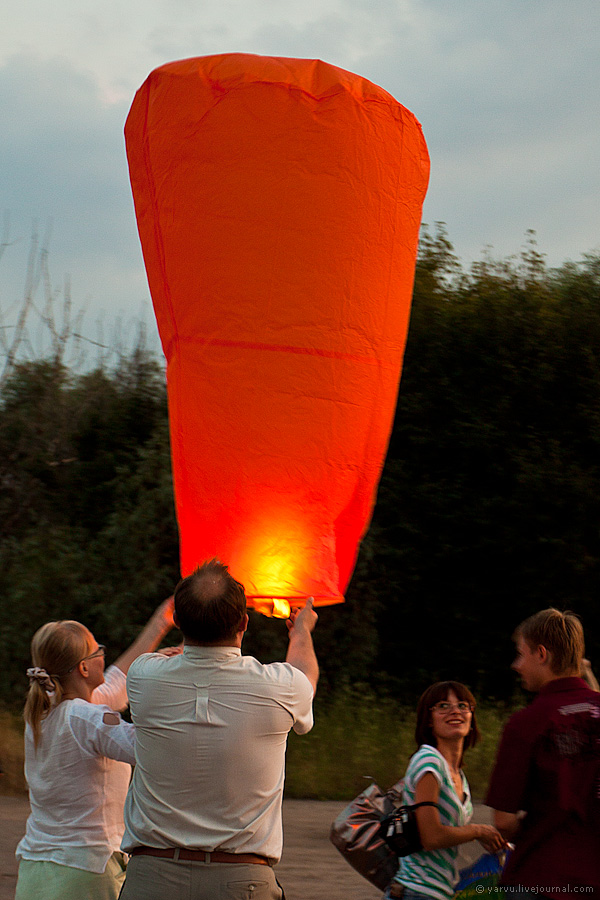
[113,595,176,675]
[152,595,175,632]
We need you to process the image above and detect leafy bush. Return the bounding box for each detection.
[2,227,600,709]
[285,689,513,801]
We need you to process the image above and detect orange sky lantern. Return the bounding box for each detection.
[125,53,429,617]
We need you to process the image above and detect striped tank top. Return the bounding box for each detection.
[395,744,473,900]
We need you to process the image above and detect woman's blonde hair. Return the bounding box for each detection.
[24,620,94,749]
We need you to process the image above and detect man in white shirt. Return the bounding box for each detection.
[120,558,318,900]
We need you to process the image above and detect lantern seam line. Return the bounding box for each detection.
[164,336,400,369]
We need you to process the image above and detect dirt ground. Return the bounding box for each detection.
[0,797,491,900]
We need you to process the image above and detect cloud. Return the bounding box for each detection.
[1,0,600,354]
[0,53,149,338]
[355,0,600,265]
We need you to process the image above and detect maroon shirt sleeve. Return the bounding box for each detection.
[485,710,534,813]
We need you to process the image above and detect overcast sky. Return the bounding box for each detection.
[1,0,599,356]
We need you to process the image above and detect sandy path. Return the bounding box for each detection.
[0,797,491,900]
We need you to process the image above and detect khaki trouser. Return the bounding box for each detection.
[118,855,285,900]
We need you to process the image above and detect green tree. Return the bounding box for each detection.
[3,229,600,708]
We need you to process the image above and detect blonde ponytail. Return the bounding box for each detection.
[24,621,94,749]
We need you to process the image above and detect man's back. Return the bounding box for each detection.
[122,646,313,862]
[487,676,600,896]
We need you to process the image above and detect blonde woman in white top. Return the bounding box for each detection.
[15,599,174,900]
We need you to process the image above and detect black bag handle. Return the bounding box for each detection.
[379,801,440,857]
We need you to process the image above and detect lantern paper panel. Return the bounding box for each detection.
[125,53,429,614]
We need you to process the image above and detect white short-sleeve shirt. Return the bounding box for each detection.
[16,666,136,874]
[121,646,314,863]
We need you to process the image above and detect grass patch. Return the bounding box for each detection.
[285,687,514,801]
[0,709,26,795]
[0,691,517,801]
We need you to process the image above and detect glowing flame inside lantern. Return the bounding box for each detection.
[235,509,319,617]
[253,597,292,619]
[235,508,321,605]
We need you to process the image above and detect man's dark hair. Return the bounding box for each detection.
[174,559,246,644]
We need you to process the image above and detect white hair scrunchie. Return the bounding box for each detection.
[27,667,56,691]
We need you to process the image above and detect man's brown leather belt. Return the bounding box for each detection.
[130,846,271,866]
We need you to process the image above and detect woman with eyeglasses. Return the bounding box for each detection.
[383,681,506,900]
[15,600,174,900]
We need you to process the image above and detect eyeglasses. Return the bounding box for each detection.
[83,644,106,662]
[66,644,106,674]
[430,701,474,714]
